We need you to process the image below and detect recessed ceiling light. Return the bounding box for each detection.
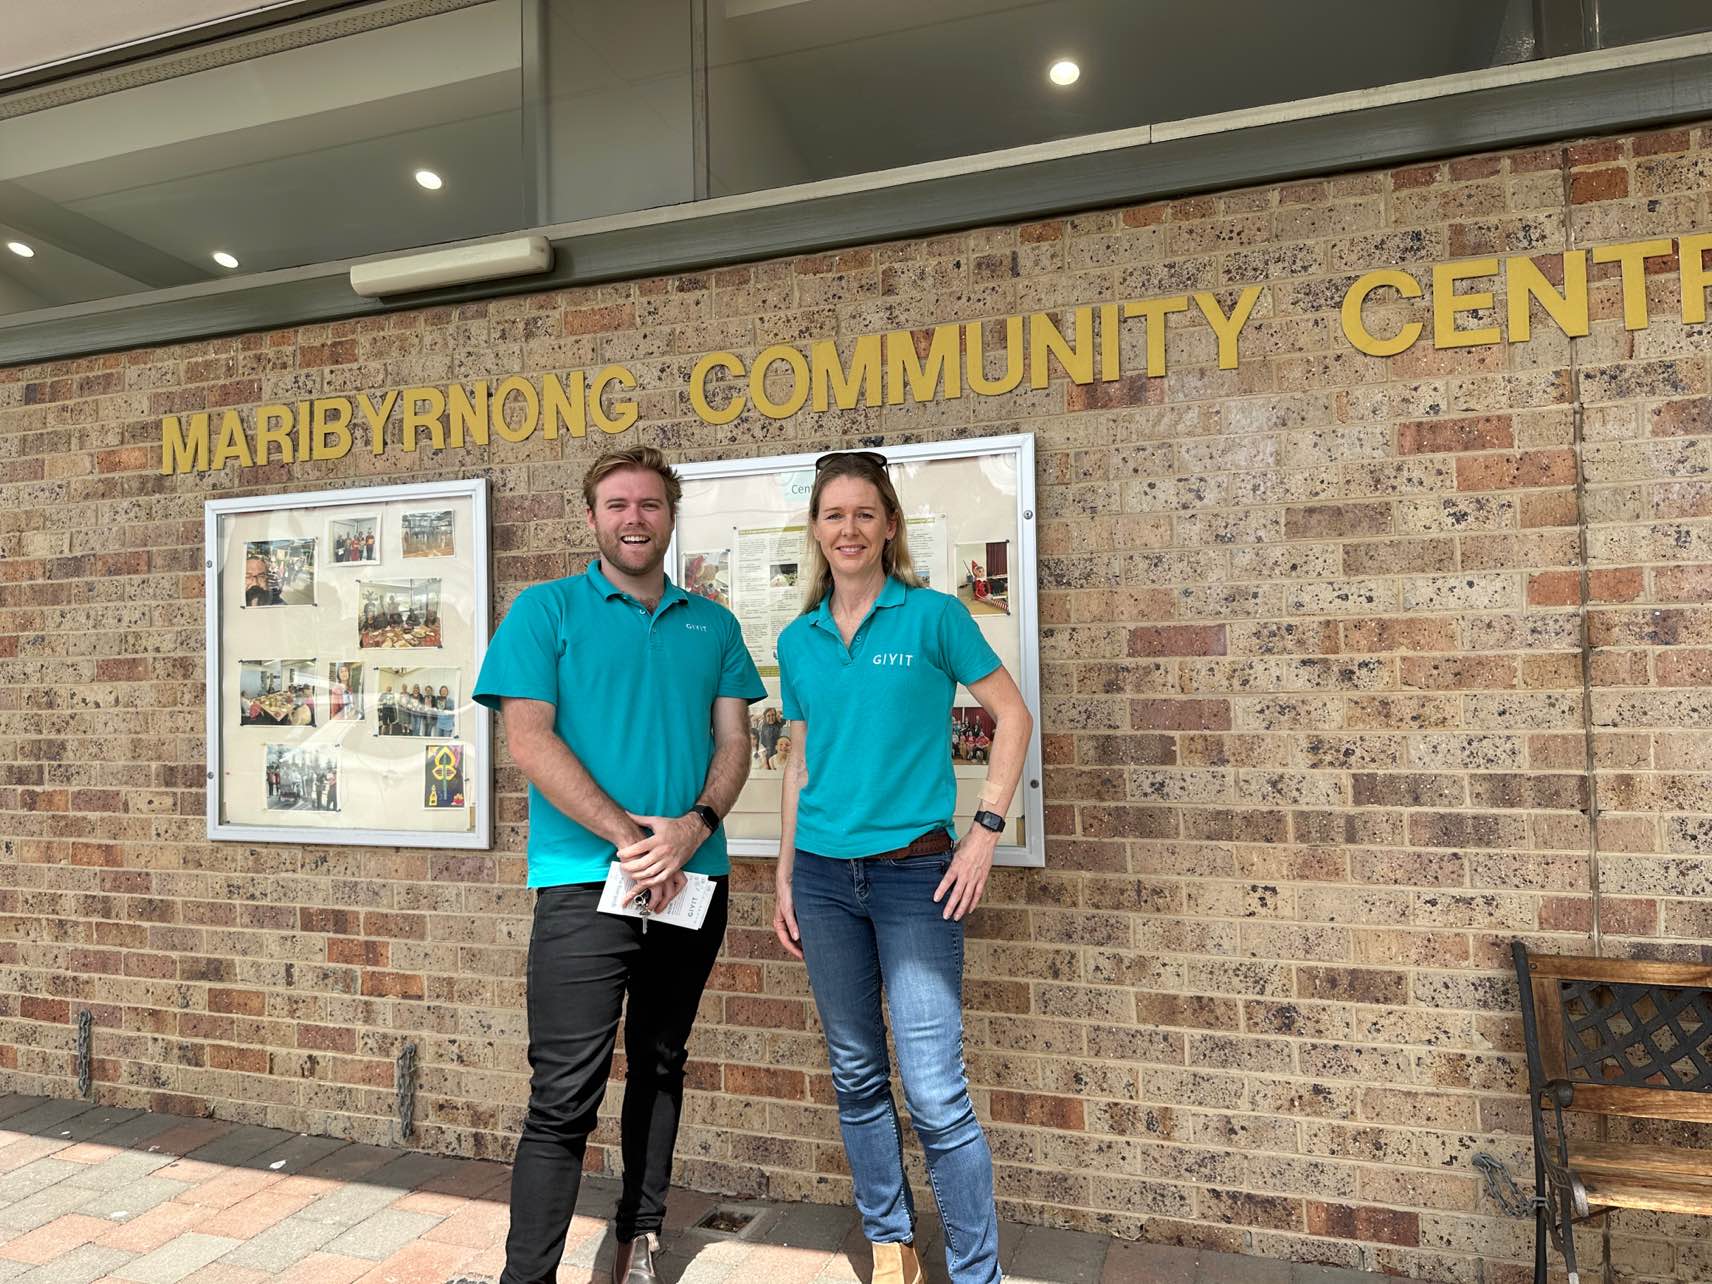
[414,169,443,191]
[212,251,239,269]
[1048,58,1080,86]
[6,241,33,258]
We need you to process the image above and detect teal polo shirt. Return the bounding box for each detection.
[473,561,765,887]
[778,578,1001,858]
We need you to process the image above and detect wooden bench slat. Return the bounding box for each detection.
[1534,976,1567,1081]
[1550,1082,1712,1124]
[1572,1142,1712,1181]
[1582,1170,1712,1218]
[1527,955,1712,987]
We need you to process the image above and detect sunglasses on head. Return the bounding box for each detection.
[814,450,888,472]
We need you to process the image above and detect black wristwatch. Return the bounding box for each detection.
[972,809,1005,833]
[691,803,721,835]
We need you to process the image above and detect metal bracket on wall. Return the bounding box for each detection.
[74,1009,92,1098]
[395,1041,418,1143]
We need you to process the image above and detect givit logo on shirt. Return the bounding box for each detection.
[872,652,914,666]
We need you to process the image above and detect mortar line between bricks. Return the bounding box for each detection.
[1556,142,1604,965]
[1558,133,1615,1284]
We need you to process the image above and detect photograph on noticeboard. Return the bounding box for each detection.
[402,509,456,558]
[950,705,997,764]
[955,539,1010,616]
[324,660,366,722]
[242,538,316,607]
[358,579,443,649]
[239,658,319,726]
[265,744,342,812]
[751,704,791,772]
[326,515,379,565]
[376,666,459,738]
[423,743,467,809]
[682,548,731,608]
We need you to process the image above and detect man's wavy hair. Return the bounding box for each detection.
[582,446,683,515]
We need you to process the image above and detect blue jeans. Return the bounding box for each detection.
[792,848,1001,1284]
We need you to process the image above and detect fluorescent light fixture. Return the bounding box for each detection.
[212,251,240,269]
[1048,59,1080,86]
[414,169,443,190]
[349,235,553,298]
[6,241,33,258]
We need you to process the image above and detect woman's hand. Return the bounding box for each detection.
[934,827,998,921]
[773,869,803,960]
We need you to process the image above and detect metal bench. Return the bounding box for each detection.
[1512,942,1712,1284]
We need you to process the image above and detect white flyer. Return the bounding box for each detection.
[596,862,715,931]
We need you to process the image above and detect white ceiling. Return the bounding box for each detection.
[0,0,317,80]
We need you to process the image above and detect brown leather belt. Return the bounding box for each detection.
[859,829,953,861]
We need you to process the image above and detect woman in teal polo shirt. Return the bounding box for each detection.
[773,451,1032,1284]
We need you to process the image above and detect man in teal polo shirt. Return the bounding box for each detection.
[473,447,763,1284]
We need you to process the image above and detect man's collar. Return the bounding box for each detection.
[586,559,685,609]
[585,559,620,598]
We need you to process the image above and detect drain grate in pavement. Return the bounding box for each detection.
[694,1206,758,1234]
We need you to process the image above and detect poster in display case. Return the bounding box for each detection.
[205,479,491,848]
[669,433,1043,867]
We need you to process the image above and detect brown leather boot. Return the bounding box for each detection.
[870,1240,924,1284]
[611,1231,659,1283]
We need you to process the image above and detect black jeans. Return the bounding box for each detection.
[500,877,729,1284]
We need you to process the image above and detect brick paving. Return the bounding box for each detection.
[0,1095,1427,1283]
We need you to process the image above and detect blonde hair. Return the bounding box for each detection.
[582,446,682,515]
[799,453,923,613]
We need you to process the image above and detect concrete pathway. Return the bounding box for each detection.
[0,1094,1425,1283]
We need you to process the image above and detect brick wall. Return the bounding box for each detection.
[4,120,1712,1282]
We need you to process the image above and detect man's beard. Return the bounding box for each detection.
[597,527,667,578]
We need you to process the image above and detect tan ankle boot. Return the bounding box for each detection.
[870,1240,924,1284]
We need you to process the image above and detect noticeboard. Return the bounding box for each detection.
[204,479,492,849]
[670,433,1043,867]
